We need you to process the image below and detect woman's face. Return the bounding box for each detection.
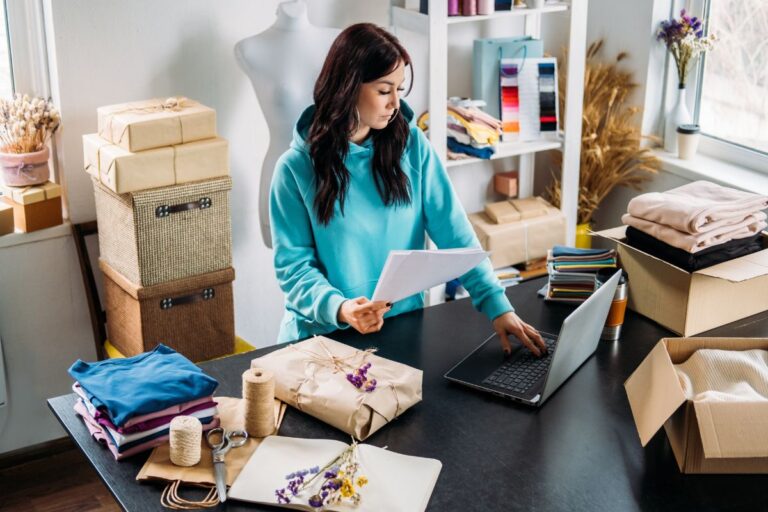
[356,61,406,132]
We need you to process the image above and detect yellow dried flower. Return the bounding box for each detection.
[340,478,355,498]
[356,476,368,487]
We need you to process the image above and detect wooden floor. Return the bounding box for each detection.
[0,449,119,512]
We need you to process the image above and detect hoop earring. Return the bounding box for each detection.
[388,108,399,124]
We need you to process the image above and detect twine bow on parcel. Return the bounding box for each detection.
[98,96,195,146]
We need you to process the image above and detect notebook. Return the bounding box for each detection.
[228,436,442,511]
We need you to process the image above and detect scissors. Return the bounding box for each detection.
[206,427,248,502]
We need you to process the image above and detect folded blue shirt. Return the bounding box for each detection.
[552,245,613,257]
[68,344,218,427]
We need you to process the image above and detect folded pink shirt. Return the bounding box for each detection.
[627,181,768,234]
[73,400,219,461]
[72,382,213,433]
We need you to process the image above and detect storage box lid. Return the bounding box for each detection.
[99,258,234,299]
[594,226,768,283]
[626,337,768,457]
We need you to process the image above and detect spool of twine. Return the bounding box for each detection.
[169,416,202,467]
[242,367,275,438]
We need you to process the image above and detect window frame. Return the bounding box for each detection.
[683,0,768,173]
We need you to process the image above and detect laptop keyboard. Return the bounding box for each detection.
[482,337,558,395]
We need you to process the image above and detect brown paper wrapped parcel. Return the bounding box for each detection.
[97,97,217,152]
[251,336,423,440]
[83,134,229,194]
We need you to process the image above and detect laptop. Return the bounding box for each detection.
[444,270,621,407]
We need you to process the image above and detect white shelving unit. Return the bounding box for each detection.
[391,0,587,245]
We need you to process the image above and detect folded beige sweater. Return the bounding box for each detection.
[622,212,767,253]
[675,349,768,403]
[627,181,768,234]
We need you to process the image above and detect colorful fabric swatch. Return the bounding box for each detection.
[499,57,559,142]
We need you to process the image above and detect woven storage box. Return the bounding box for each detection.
[93,176,232,286]
[100,259,235,362]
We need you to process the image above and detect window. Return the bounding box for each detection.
[694,0,768,161]
[0,0,13,97]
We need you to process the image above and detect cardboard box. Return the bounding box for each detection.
[0,201,13,235]
[625,337,768,474]
[484,200,521,224]
[470,202,566,268]
[494,171,518,197]
[83,134,229,194]
[509,196,550,219]
[595,226,768,336]
[0,181,63,233]
[97,98,217,152]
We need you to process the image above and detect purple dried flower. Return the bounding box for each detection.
[308,494,324,508]
[276,488,291,504]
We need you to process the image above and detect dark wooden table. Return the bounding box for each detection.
[49,278,768,511]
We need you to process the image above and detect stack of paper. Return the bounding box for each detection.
[546,246,617,303]
[494,265,522,288]
[228,436,442,511]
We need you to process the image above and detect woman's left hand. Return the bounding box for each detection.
[492,311,548,357]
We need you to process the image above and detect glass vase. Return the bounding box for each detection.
[664,85,692,154]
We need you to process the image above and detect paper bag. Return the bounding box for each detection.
[251,336,423,440]
[136,396,286,486]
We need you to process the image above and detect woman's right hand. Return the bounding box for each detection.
[338,297,391,334]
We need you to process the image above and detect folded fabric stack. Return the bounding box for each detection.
[622,181,768,271]
[546,246,617,303]
[417,98,502,160]
[68,344,220,461]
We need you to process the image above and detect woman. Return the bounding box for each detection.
[270,23,547,357]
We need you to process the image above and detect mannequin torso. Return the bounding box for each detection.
[235,0,339,248]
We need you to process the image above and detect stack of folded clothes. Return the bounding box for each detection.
[622,181,768,271]
[417,98,502,160]
[68,344,220,461]
[546,246,617,302]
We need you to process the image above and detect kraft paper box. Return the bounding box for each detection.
[83,134,229,194]
[494,170,518,197]
[0,181,61,205]
[485,200,521,224]
[625,337,768,474]
[595,226,768,336]
[250,336,423,440]
[0,201,13,235]
[1,194,62,233]
[97,97,217,152]
[470,204,566,268]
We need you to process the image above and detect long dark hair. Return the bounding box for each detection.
[309,23,414,225]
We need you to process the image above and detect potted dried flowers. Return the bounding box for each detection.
[0,94,61,186]
[545,41,660,248]
[657,9,716,152]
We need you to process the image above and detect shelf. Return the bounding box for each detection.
[392,3,569,32]
[445,138,562,168]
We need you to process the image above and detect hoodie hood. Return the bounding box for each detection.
[290,100,416,155]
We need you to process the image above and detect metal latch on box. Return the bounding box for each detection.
[155,197,213,218]
[159,288,215,310]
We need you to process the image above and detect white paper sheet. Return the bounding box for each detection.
[371,248,489,303]
[228,436,442,511]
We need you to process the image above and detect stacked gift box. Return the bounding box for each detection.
[0,181,64,234]
[84,97,235,362]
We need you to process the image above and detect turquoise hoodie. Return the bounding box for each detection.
[270,100,513,343]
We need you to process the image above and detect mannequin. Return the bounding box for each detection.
[235,0,340,248]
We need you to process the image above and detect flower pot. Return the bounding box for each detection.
[0,146,50,186]
[575,222,592,249]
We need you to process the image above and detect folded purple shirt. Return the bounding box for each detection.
[72,382,214,434]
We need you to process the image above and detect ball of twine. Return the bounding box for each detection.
[242,367,275,438]
[169,415,202,467]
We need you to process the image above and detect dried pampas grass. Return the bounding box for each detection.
[546,40,660,225]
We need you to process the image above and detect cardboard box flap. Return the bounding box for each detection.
[693,248,768,282]
[592,226,627,241]
[624,341,688,446]
[693,401,768,458]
